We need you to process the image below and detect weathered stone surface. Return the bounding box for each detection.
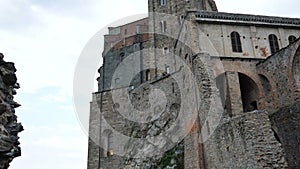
[0,53,23,169]
[204,110,287,169]
[270,102,300,168]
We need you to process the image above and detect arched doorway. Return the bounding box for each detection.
[238,73,259,112]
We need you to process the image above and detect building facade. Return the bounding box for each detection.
[88,0,300,168]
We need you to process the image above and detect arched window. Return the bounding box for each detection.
[268,34,279,54]
[120,52,125,61]
[230,32,242,53]
[288,35,297,44]
[160,21,167,33]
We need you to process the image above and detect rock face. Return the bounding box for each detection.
[0,53,23,169]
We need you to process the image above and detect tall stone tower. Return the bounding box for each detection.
[144,0,218,81]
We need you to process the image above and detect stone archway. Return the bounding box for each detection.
[238,73,259,112]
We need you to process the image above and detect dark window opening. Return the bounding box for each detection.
[231,32,242,53]
[172,82,175,93]
[288,35,297,44]
[268,34,279,54]
[146,69,151,81]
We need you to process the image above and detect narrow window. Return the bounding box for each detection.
[179,48,182,57]
[146,69,151,81]
[230,32,242,53]
[124,29,127,35]
[288,35,297,44]
[163,21,167,32]
[160,0,167,6]
[268,34,279,54]
[172,82,175,93]
[160,21,167,33]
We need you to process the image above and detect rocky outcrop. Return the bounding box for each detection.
[0,53,23,169]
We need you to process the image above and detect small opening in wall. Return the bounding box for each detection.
[207,34,209,37]
[172,82,175,93]
[243,36,245,39]
[255,46,258,49]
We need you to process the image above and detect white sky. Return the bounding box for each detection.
[0,0,298,169]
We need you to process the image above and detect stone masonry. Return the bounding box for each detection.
[88,0,300,168]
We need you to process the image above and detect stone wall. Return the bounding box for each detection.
[257,39,300,112]
[204,110,287,169]
[270,101,300,168]
[196,16,300,59]
[0,53,23,169]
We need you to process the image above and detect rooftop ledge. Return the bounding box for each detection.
[192,11,300,28]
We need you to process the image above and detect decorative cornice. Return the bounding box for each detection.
[194,11,300,28]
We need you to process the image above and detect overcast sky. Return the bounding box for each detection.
[0,0,298,169]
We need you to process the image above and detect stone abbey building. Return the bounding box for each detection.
[88,0,300,168]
